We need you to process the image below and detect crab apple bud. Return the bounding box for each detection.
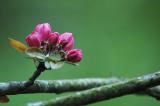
[35,23,52,41]
[66,49,82,63]
[48,32,59,45]
[59,32,74,51]
[25,31,41,47]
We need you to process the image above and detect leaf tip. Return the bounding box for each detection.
[8,38,28,53]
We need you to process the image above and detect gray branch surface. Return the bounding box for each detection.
[1,72,160,106]
[28,71,160,106]
[0,78,119,96]
[1,77,160,99]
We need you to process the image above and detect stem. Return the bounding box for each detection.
[24,63,45,88]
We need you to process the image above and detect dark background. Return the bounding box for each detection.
[0,0,160,106]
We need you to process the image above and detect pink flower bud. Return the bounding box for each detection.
[59,32,74,51]
[66,49,82,63]
[25,31,41,47]
[35,23,52,41]
[48,32,59,45]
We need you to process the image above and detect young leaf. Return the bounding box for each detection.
[0,96,9,103]
[25,47,46,61]
[8,38,27,52]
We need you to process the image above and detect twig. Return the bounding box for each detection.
[23,62,45,88]
[140,86,160,100]
[28,71,160,106]
[0,62,46,103]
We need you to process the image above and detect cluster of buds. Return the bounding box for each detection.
[9,23,82,70]
[25,23,82,69]
[5,23,82,104]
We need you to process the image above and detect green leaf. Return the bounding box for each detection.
[25,47,46,61]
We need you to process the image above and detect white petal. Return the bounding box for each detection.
[25,48,46,61]
[45,61,51,69]
[50,62,64,70]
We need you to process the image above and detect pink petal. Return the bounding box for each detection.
[48,32,59,45]
[59,32,74,51]
[34,23,52,41]
[25,32,41,47]
[66,49,82,63]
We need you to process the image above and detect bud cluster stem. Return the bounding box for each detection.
[24,63,45,88]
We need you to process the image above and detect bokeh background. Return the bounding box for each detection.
[0,0,160,106]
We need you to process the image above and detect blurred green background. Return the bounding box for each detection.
[0,0,160,106]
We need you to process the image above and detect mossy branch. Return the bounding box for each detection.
[28,71,160,106]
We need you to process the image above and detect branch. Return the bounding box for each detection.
[23,63,45,88]
[0,78,119,96]
[0,77,160,99]
[0,62,45,103]
[140,85,160,100]
[1,73,160,105]
[28,71,160,106]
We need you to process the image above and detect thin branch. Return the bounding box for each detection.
[140,86,160,100]
[28,71,160,106]
[23,63,45,88]
[0,62,45,103]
